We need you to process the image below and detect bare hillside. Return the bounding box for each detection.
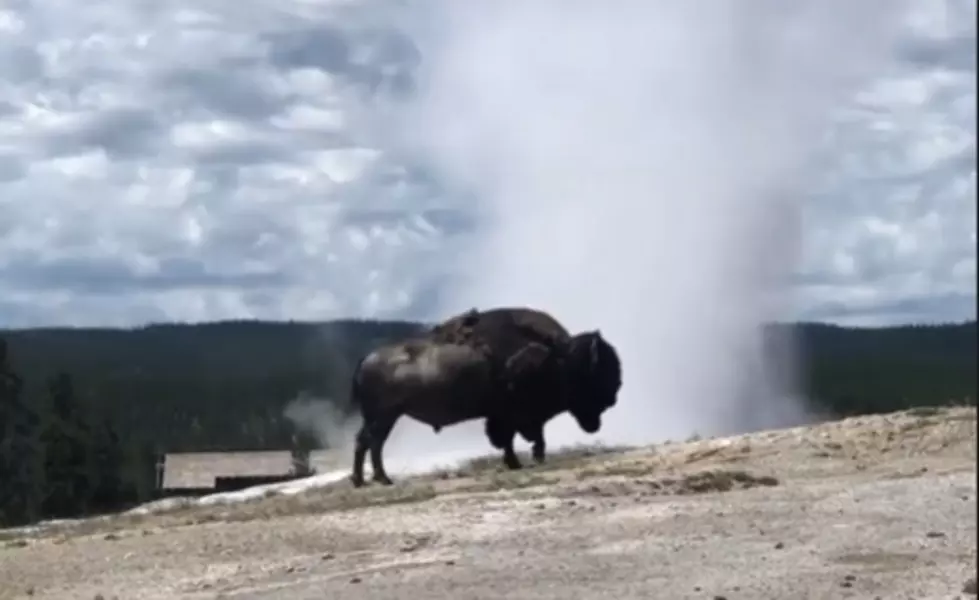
[1,407,976,599]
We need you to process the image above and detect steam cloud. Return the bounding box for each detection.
[283,393,356,452]
[367,0,912,474]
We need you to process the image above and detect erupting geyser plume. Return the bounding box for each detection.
[378,0,909,471]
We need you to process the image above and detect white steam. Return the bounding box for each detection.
[374,1,911,472]
[283,393,356,451]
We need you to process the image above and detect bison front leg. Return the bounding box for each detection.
[516,423,547,464]
[485,417,522,470]
[525,425,547,464]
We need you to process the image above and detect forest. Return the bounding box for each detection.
[0,317,975,527]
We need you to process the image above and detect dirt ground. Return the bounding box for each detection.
[1,406,976,599]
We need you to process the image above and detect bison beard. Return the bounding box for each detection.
[348,306,623,487]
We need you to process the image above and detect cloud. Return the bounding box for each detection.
[0,0,974,328]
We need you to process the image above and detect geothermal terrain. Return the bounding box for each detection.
[1,406,976,600]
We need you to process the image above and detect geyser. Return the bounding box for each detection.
[378,0,909,471]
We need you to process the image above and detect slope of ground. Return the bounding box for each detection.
[1,407,976,599]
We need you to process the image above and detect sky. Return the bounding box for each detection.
[0,0,975,330]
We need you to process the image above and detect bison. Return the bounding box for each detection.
[348,306,622,487]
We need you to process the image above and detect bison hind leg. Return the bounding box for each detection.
[367,414,400,485]
[351,412,400,487]
[350,423,371,488]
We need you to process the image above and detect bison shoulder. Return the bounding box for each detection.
[504,342,553,377]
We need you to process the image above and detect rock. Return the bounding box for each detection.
[925,531,946,538]
[774,542,785,550]
[350,577,362,584]
[321,552,335,561]
[963,577,977,595]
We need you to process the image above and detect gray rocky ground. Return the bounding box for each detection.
[1,406,975,599]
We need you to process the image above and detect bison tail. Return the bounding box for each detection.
[348,354,368,410]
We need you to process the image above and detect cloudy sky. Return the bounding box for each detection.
[0,0,974,329]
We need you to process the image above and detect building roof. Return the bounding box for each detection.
[161,449,346,489]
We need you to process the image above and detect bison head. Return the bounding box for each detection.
[565,330,622,433]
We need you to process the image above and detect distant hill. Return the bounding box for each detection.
[1,319,974,453]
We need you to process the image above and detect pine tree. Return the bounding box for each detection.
[40,372,93,518]
[0,338,44,526]
[88,418,127,512]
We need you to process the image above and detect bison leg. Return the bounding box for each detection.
[350,413,400,487]
[524,425,546,464]
[485,417,522,470]
[350,422,373,488]
[367,414,399,485]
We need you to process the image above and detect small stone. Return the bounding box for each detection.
[350,577,362,584]
[774,542,785,550]
[840,581,853,588]
[445,560,456,566]
[844,575,856,582]
[963,577,977,595]
[925,531,946,538]
[103,533,120,541]
[321,553,335,560]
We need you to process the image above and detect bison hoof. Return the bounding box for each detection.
[373,473,394,486]
[350,474,367,488]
